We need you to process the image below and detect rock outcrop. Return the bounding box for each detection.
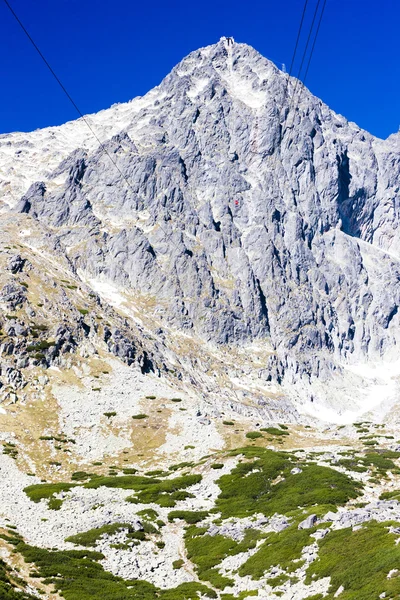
[1,37,400,417]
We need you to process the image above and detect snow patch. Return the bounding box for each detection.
[187,78,209,99]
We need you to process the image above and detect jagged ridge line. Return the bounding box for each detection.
[2,0,185,255]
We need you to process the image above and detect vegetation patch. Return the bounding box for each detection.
[0,556,36,600]
[168,511,209,524]
[185,526,261,589]
[71,471,95,481]
[245,431,263,440]
[8,540,216,600]
[239,523,312,578]
[260,427,290,437]
[2,443,18,459]
[82,473,201,508]
[26,340,55,352]
[66,523,137,547]
[24,482,76,510]
[216,448,362,518]
[306,521,400,598]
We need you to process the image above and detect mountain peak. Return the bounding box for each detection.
[1,38,400,423]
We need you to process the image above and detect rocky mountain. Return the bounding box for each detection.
[2,37,400,600]
[1,36,400,421]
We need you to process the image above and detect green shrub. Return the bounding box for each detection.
[216,448,362,519]
[306,521,400,598]
[239,524,312,578]
[132,414,148,419]
[26,340,55,352]
[137,509,159,520]
[168,511,208,524]
[10,541,215,600]
[71,472,94,481]
[0,556,36,600]
[245,431,263,440]
[185,527,260,589]
[82,473,202,508]
[24,483,76,508]
[260,427,289,436]
[66,523,134,547]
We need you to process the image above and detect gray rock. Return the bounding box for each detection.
[298,514,317,529]
[3,37,400,406]
[7,255,27,274]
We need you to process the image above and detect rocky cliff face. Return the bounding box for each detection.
[1,37,400,420]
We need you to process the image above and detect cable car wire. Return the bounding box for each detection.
[2,0,144,199]
[303,0,327,85]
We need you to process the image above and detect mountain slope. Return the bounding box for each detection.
[1,37,400,422]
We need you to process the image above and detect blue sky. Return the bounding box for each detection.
[1,0,398,139]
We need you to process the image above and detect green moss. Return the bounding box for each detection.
[306,521,400,598]
[78,308,89,315]
[211,463,224,469]
[223,421,235,426]
[132,414,148,419]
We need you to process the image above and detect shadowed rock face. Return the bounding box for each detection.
[6,38,400,386]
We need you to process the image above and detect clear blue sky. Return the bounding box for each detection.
[1,0,399,139]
